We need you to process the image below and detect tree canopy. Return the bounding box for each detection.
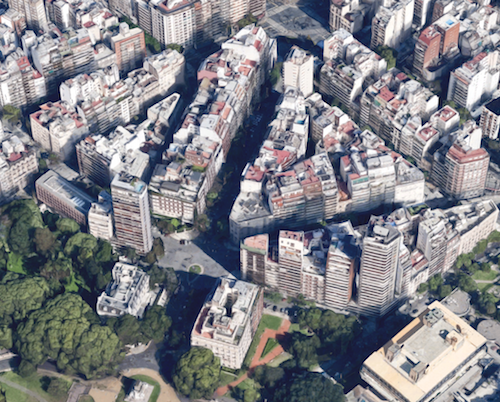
[16,293,123,378]
[173,347,221,400]
[273,372,345,402]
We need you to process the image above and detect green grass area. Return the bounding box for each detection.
[478,282,495,292]
[261,338,279,358]
[0,381,38,402]
[189,265,201,274]
[267,351,293,367]
[0,372,71,402]
[259,315,282,331]
[129,375,160,402]
[472,270,498,281]
[287,323,311,335]
[219,372,237,387]
[242,315,283,368]
[79,396,95,402]
[7,253,26,274]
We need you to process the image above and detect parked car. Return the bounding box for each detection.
[273,305,278,312]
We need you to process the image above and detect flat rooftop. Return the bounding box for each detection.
[362,301,487,402]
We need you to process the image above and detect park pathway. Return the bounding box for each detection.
[216,319,291,396]
[0,376,49,402]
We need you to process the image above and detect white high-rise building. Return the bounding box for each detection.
[357,217,401,316]
[151,0,196,48]
[283,46,314,97]
[111,173,153,255]
[371,0,414,50]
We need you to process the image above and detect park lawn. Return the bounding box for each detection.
[267,352,292,367]
[478,282,495,292]
[1,372,71,402]
[472,270,498,281]
[261,338,279,358]
[219,371,237,387]
[242,315,283,368]
[129,375,160,402]
[287,323,310,335]
[0,381,38,402]
[78,397,95,402]
[189,265,201,274]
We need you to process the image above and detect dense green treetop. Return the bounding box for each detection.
[16,293,123,379]
[273,372,345,402]
[173,347,221,400]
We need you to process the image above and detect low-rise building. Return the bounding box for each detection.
[96,262,151,318]
[35,170,95,225]
[361,301,487,402]
[191,277,263,369]
[88,192,114,241]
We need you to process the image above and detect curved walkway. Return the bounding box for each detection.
[0,376,49,402]
[216,319,291,396]
[121,368,180,402]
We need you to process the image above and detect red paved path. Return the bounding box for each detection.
[216,318,291,396]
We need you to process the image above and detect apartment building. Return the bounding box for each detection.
[97,262,152,318]
[110,23,146,75]
[480,97,500,140]
[447,51,500,112]
[0,49,47,109]
[413,0,433,28]
[283,46,314,97]
[356,216,402,316]
[143,48,186,96]
[149,25,275,224]
[30,101,89,161]
[431,120,489,200]
[240,200,498,316]
[77,124,151,187]
[0,135,38,204]
[359,69,438,146]
[191,277,263,369]
[8,0,48,32]
[329,0,365,34]
[35,170,95,225]
[321,29,387,113]
[29,26,96,93]
[151,0,197,48]
[370,0,414,51]
[111,173,153,255]
[88,192,114,241]
[413,14,460,80]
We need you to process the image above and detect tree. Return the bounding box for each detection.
[375,46,398,69]
[0,385,5,402]
[0,274,50,325]
[55,218,80,235]
[8,219,32,255]
[33,228,56,255]
[173,347,221,400]
[2,105,21,124]
[166,44,183,53]
[16,293,123,379]
[40,252,72,282]
[113,315,146,346]
[428,274,443,293]
[141,306,171,342]
[473,239,488,256]
[252,366,285,389]
[145,251,157,265]
[0,326,12,349]
[478,292,497,315]
[457,273,477,294]
[152,237,164,258]
[439,285,452,299]
[418,283,428,293]
[17,360,36,378]
[63,233,97,257]
[46,378,70,399]
[288,333,320,369]
[274,372,345,402]
[237,13,257,29]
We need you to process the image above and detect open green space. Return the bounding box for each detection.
[188,265,201,274]
[219,371,237,388]
[129,375,160,402]
[267,352,293,367]
[472,270,498,281]
[0,382,37,402]
[478,282,495,292]
[261,338,279,358]
[242,315,283,368]
[0,372,72,402]
[78,397,95,402]
[287,323,311,335]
